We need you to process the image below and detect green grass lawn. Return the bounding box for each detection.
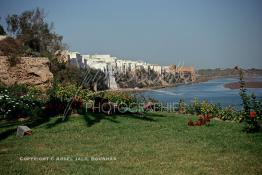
[0,112,262,175]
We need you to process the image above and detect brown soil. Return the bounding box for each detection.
[224,82,262,89]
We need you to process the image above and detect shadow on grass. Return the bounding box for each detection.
[0,128,17,141]
[82,112,120,127]
[46,116,69,129]
[82,112,156,127]
[146,112,167,118]
[0,121,22,128]
[123,114,156,122]
[0,117,50,141]
[0,112,157,140]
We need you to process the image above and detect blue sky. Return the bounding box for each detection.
[1,0,262,69]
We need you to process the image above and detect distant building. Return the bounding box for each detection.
[162,65,196,82]
[177,66,196,82]
[65,50,196,81]
[67,51,86,68]
[149,64,162,74]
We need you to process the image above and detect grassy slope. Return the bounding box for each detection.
[0,112,262,175]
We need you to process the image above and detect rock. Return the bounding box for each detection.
[0,56,53,90]
[16,126,32,137]
[0,35,7,41]
[18,117,30,122]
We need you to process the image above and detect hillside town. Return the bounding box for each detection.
[57,50,196,89]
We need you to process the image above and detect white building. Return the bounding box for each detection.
[152,64,162,74]
[67,51,162,75]
[67,51,86,68]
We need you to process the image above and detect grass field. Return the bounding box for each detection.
[0,112,262,175]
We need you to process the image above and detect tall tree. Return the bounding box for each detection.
[0,17,6,35]
[6,8,63,56]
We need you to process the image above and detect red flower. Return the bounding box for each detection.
[249,111,256,119]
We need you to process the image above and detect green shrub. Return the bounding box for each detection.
[219,106,240,121]
[185,98,239,120]
[50,84,93,103]
[251,94,262,120]
[0,87,43,119]
[192,98,201,115]
[178,99,186,114]
[45,84,94,116]
[200,100,213,116]
[100,91,136,105]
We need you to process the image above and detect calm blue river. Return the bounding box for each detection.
[139,77,262,108]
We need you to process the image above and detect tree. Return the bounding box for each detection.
[5,8,63,56]
[0,17,6,35]
[236,66,260,132]
[0,37,22,66]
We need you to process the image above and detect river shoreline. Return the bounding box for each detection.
[110,75,239,93]
[116,75,262,92]
[224,82,262,89]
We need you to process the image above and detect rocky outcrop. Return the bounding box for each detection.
[0,56,53,90]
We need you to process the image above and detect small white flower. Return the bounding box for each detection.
[16,102,19,105]
[8,109,11,112]
[5,90,8,92]
[13,106,16,108]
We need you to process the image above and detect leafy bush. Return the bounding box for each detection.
[251,94,262,120]
[0,86,43,119]
[200,100,214,116]
[50,84,93,103]
[191,98,201,115]
[146,97,163,111]
[219,106,241,121]
[185,98,241,121]
[186,98,221,117]
[178,99,186,114]
[46,84,94,115]
[100,91,137,105]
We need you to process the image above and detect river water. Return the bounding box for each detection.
[139,77,262,108]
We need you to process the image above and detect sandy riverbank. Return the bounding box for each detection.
[107,85,174,93]
[115,76,235,92]
[106,81,200,93]
[224,82,262,89]
[107,76,262,92]
[107,76,232,92]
